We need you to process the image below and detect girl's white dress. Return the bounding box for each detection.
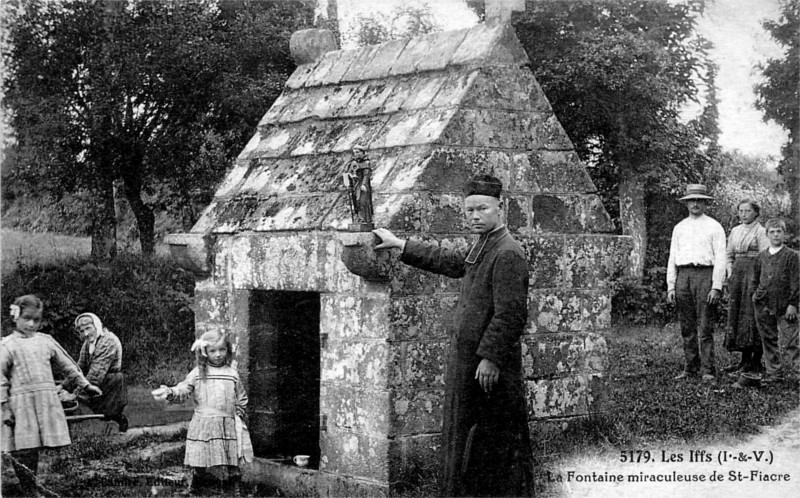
[0,332,91,452]
[169,365,253,468]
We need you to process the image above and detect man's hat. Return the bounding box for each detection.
[678,184,714,202]
[464,174,502,198]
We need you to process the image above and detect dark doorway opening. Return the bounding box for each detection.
[248,290,320,468]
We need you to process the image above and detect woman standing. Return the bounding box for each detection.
[724,199,770,376]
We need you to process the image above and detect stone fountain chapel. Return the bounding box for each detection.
[167,20,631,497]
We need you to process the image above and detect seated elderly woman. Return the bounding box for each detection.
[63,312,129,432]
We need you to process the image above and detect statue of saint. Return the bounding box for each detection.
[343,146,374,230]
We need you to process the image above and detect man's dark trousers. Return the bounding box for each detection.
[676,266,717,375]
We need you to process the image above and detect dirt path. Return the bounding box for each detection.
[546,406,800,497]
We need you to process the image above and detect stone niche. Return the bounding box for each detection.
[167,21,631,496]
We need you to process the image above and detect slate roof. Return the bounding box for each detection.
[192,22,610,235]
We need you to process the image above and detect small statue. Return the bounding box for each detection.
[343,145,374,231]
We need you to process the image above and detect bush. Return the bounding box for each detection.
[612,267,674,325]
[1,254,196,385]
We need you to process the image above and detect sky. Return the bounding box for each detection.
[694,0,787,158]
[333,0,789,160]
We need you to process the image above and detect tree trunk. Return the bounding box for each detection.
[787,139,799,241]
[122,177,156,256]
[619,174,647,280]
[90,178,117,261]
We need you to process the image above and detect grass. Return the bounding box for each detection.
[1,229,91,274]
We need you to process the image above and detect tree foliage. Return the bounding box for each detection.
[754,0,799,239]
[347,3,439,46]
[3,0,312,255]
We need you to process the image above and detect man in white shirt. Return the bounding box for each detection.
[666,184,727,381]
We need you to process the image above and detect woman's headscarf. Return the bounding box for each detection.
[74,312,106,340]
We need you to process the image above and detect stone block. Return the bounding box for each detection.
[519,235,566,289]
[373,193,426,232]
[205,194,259,234]
[426,194,466,233]
[450,24,529,67]
[439,108,533,149]
[310,84,361,121]
[321,339,390,389]
[359,38,410,81]
[214,160,251,197]
[375,147,429,192]
[386,254,444,297]
[288,121,335,156]
[341,44,382,83]
[321,294,391,341]
[509,153,541,192]
[258,90,295,125]
[320,383,390,435]
[245,124,303,159]
[526,375,591,419]
[222,234,331,292]
[337,81,396,118]
[389,33,437,76]
[304,50,347,87]
[397,341,447,390]
[330,115,392,152]
[320,429,390,481]
[193,286,229,326]
[529,113,574,150]
[403,76,448,111]
[417,148,512,192]
[379,76,418,114]
[564,235,630,289]
[256,156,336,195]
[389,295,457,341]
[526,76,554,113]
[428,70,479,108]
[390,387,444,436]
[506,195,531,233]
[370,109,455,149]
[527,151,596,194]
[582,291,613,333]
[569,194,616,233]
[238,194,338,231]
[521,332,608,379]
[318,47,361,86]
[460,66,530,111]
[275,86,330,123]
[284,60,321,89]
[416,29,469,72]
[528,289,583,334]
[530,195,582,233]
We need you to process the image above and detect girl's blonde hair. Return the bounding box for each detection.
[196,329,233,377]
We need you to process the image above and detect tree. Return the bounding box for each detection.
[346,3,439,46]
[513,0,717,278]
[755,0,799,241]
[3,0,312,256]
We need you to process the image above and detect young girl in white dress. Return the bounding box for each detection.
[152,330,253,495]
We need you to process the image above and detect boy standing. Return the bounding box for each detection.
[751,219,799,384]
